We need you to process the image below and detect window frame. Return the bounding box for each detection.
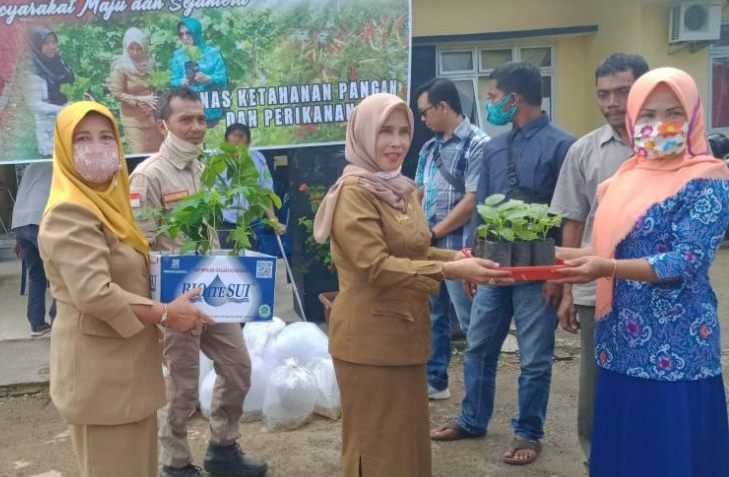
[436,44,556,129]
[708,23,729,135]
[438,49,476,75]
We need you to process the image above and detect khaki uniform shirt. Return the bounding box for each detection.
[549,124,633,306]
[328,178,456,366]
[39,203,163,425]
[129,147,203,252]
[107,65,156,129]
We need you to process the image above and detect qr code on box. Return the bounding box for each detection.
[256,260,273,279]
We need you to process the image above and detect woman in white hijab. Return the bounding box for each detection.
[107,27,163,154]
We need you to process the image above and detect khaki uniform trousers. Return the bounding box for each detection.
[159,323,251,468]
[71,413,157,477]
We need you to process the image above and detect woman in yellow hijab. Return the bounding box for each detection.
[38,101,213,477]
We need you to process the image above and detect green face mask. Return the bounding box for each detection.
[485,94,517,126]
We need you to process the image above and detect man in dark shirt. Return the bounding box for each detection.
[431,61,575,466]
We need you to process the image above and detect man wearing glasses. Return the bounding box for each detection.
[414,78,490,400]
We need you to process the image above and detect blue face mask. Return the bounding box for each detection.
[486,94,517,126]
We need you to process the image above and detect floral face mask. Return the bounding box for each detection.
[632,120,689,160]
[73,143,120,184]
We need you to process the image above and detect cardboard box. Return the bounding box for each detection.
[150,251,276,323]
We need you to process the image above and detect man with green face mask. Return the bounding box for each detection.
[432,62,574,466]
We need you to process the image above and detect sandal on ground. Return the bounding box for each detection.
[503,437,542,465]
[430,424,482,441]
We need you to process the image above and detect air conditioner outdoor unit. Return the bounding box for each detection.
[668,1,723,43]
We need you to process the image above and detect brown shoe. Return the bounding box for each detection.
[430,424,482,441]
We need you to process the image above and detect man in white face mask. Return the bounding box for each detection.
[130,88,206,251]
[130,88,268,477]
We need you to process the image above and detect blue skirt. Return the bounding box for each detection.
[591,368,729,477]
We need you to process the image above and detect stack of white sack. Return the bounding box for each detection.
[306,356,341,420]
[197,319,341,428]
[262,357,318,431]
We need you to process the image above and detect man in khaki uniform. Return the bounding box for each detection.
[130,87,268,477]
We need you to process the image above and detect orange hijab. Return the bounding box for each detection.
[44,101,150,258]
[312,93,417,243]
[592,67,729,320]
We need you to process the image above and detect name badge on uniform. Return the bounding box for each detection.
[129,192,141,208]
[163,190,188,205]
[394,213,409,224]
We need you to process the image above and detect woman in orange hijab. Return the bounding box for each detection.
[38,101,213,477]
[557,68,729,476]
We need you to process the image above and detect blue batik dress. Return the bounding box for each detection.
[590,178,729,477]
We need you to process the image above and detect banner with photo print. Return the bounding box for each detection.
[0,0,411,163]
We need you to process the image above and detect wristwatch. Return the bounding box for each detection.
[159,304,169,326]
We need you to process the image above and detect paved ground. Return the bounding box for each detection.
[1,250,729,477]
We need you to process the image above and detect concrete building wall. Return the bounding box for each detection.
[583,0,713,129]
[412,0,727,137]
[412,0,590,36]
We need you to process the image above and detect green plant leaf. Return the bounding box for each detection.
[146,70,171,90]
[151,140,280,255]
[483,193,506,206]
[184,46,203,62]
[498,199,526,212]
[477,204,498,222]
[503,210,527,222]
[499,229,515,242]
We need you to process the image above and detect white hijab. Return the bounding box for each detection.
[114,27,154,75]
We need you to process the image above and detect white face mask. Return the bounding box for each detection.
[375,166,402,179]
[73,143,120,184]
[162,121,203,164]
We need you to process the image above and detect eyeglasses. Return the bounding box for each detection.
[419,105,436,117]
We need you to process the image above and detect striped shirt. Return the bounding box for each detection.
[415,117,489,250]
[222,149,274,224]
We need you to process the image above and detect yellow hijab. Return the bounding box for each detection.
[44,101,149,257]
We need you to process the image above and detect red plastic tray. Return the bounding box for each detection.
[461,248,567,281]
[501,263,567,281]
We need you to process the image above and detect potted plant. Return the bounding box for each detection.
[146,143,281,255]
[297,183,337,324]
[297,184,333,272]
[146,70,172,96]
[510,205,539,267]
[141,143,282,322]
[527,203,562,265]
[184,46,203,86]
[474,194,525,266]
